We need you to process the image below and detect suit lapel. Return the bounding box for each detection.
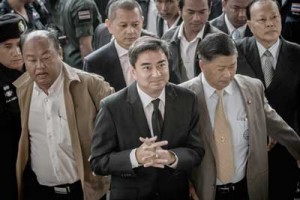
[244,37,265,81]
[161,84,178,140]
[109,42,127,90]
[196,75,217,157]
[267,39,286,90]
[233,76,255,158]
[127,83,151,138]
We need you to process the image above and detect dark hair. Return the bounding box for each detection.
[108,0,143,20]
[178,0,211,11]
[246,0,280,20]
[128,36,169,67]
[20,30,60,52]
[198,32,237,61]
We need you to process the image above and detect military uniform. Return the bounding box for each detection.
[0,13,26,200]
[0,0,46,31]
[0,65,23,200]
[50,0,101,69]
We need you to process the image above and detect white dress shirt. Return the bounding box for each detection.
[163,16,181,35]
[28,70,79,186]
[146,0,158,35]
[178,22,204,79]
[115,40,135,86]
[202,74,249,184]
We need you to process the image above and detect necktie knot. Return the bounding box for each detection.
[231,29,241,40]
[152,99,160,110]
[264,50,272,58]
[215,89,224,98]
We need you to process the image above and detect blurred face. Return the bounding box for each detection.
[247,1,281,48]
[181,0,210,36]
[155,0,180,21]
[132,50,169,98]
[23,36,63,93]
[0,38,23,71]
[223,0,250,28]
[200,55,237,90]
[106,8,144,49]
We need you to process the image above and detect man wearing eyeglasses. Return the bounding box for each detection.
[236,0,300,199]
[210,0,253,40]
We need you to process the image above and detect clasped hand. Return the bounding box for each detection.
[136,136,175,168]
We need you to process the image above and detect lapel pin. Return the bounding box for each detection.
[247,98,252,104]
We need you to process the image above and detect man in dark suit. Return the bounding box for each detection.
[84,0,148,91]
[236,0,300,199]
[92,24,156,50]
[181,32,300,200]
[92,0,157,50]
[155,0,182,37]
[90,36,204,200]
[161,0,221,84]
[210,0,253,39]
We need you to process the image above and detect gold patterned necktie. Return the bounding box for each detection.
[214,90,235,184]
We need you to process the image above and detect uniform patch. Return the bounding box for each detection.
[291,3,300,15]
[3,85,17,103]
[78,10,91,20]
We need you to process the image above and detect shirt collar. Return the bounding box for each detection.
[224,14,247,35]
[33,68,63,96]
[201,73,233,99]
[136,84,166,109]
[164,15,181,30]
[114,39,129,58]
[256,39,280,58]
[178,22,204,41]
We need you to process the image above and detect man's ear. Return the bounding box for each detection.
[105,19,113,34]
[246,20,253,32]
[131,66,137,80]
[58,45,63,59]
[199,59,205,72]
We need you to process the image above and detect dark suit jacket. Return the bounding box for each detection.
[210,13,253,37]
[237,37,300,133]
[180,74,300,200]
[84,40,126,91]
[90,82,204,200]
[156,16,182,38]
[236,36,300,198]
[92,24,157,50]
[161,22,222,84]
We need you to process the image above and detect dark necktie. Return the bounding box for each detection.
[152,99,163,138]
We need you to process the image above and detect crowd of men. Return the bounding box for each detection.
[0,0,300,200]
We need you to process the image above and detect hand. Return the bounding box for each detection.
[136,136,168,167]
[267,136,277,151]
[143,146,175,168]
[189,184,199,200]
